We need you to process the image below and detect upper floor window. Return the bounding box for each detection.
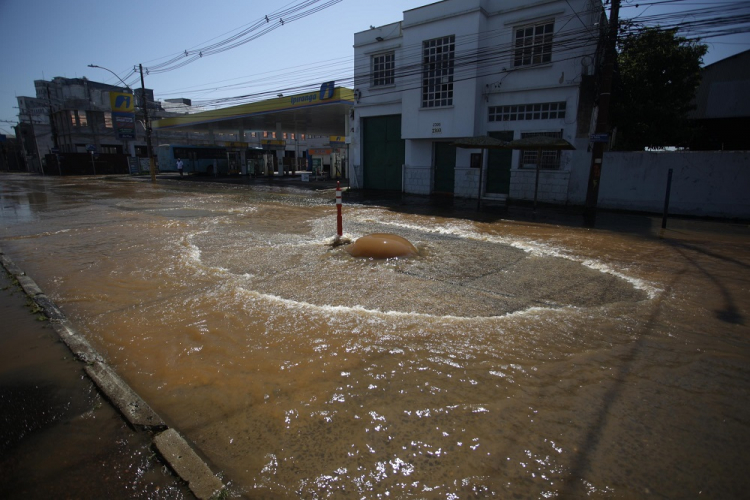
[422,35,455,108]
[519,131,563,169]
[104,112,113,128]
[514,21,554,67]
[372,52,395,87]
[70,110,88,127]
[489,102,566,122]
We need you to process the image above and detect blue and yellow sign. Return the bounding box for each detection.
[110,91,135,139]
[329,136,346,147]
[109,92,134,112]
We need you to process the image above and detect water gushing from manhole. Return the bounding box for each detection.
[345,233,418,259]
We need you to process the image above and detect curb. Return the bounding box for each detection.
[0,247,226,500]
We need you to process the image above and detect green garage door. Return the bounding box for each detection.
[362,115,405,190]
[486,131,514,194]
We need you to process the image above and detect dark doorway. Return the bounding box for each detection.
[433,142,456,194]
[486,131,514,194]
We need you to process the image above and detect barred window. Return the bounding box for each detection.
[78,110,88,127]
[489,102,566,122]
[422,35,455,108]
[372,52,395,87]
[104,112,113,128]
[519,131,563,169]
[514,21,554,67]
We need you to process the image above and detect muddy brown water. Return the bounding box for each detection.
[1,173,749,499]
[0,263,191,499]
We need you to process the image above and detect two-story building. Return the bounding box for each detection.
[351,0,603,204]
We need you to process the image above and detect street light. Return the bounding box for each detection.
[87,64,131,90]
[88,63,155,182]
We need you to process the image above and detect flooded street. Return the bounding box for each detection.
[1,173,749,499]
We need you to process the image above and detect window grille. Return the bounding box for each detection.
[489,102,566,122]
[514,21,554,67]
[519,131,563,169]
[372,52,395,87]
[422,35,455,108]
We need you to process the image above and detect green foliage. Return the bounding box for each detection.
[611,27,707,150]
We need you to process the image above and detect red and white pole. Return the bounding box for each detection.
[336,181,343,237]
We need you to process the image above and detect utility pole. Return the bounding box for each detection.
[139,64,156,182]
[45,84,59,149]
[584,0,620,220]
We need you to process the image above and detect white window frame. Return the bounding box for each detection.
[372,51,395,87]
[422,35,455,108]
[519,130,563,169]
[514,20,554,67]
[489,102,566,122]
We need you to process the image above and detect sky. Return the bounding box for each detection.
[1,0,748,136]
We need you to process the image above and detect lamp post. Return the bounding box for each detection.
[87,64,131,90]
[88,63,155,182]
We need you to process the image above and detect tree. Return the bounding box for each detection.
[611,27,707,150]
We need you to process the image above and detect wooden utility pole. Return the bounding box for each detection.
[139,64,156,182]
[584,0,621,218]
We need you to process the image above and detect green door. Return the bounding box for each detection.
[434,142,456,194]
[486,131,514,194]
[362,115,404,190]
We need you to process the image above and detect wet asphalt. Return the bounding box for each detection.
[2,171,747,499]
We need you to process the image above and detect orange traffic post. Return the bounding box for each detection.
[336,181,343,237]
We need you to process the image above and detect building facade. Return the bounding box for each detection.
[14,76,230,173]
[351,0,603,204]
[17,77,153,172]
[689,49,750,151]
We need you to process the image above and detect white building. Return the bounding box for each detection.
[351,0,603,204]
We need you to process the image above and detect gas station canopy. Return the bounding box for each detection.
[152,85,354,137]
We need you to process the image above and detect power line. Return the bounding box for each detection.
[144,0,748,113]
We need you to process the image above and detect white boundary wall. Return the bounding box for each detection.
[592,151,750,219]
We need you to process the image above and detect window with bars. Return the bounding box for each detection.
[489,102,566,122]
[519,131,563,169]
[372,52,395,87]
[422,35,455,108]
[514,21,554,67]
[104,112,113,128]
[78,110,88,126]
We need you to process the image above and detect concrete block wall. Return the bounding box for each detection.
[510,170,571,203]
[404,166,432,195]
[454,167,481,198]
